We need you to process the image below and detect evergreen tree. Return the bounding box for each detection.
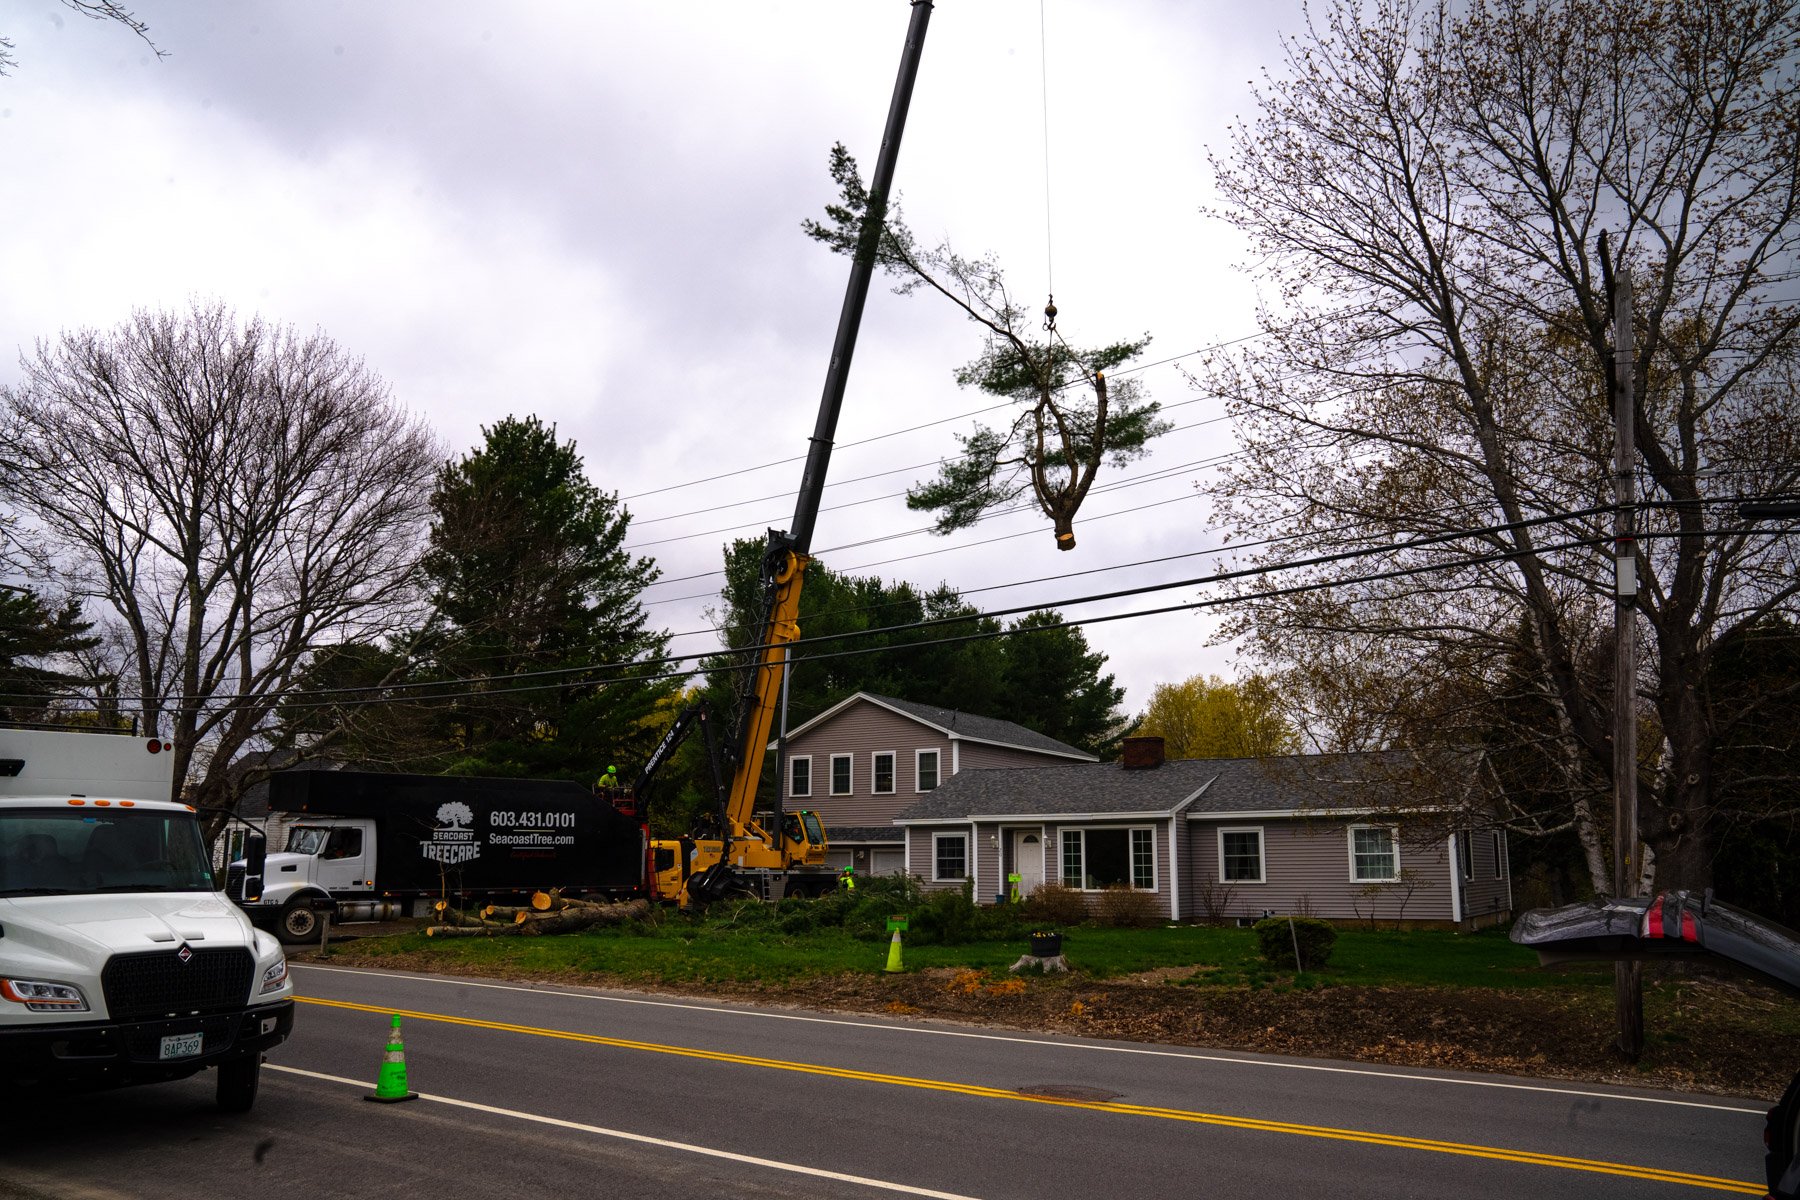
[0,586,99,723]
[1708,616,1800,924]
[706,539,1002,729]
[706,545,1124,757]
[415,416,671,779]
[997,611,1126,757]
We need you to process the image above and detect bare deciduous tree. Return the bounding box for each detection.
[1202,0,1800,893]
[0,1,162,77]
[0,301,439,840]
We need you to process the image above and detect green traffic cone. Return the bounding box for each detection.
[884,927,904,973]
[365,1013,419,1103]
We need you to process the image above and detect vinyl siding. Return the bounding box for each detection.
[1457,828,1512,925]
[781,700,1086,828]
[909,819,1176,919]
[1186,817,1455,923]
[957,742,1087,771]
[908,825,976,891]
[782,704,951,826]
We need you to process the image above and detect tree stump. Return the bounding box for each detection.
[1009,954,1069,974]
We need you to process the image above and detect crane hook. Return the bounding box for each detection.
[1043,295,1058,333]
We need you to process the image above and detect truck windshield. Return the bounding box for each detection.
[286,827,329,855]
[0,808,215,896]
[802,811,824,844]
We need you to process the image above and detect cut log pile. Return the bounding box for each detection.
[423,895,649,937]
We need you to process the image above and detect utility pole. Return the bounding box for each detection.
[1604,235,1645,1059]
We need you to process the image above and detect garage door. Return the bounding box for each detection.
[870,848,905,876]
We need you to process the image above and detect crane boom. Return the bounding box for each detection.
[721,0,934,833]
[658,2,934,906]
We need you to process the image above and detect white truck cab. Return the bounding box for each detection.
[0,729,294,1111]
[254,818,387,944]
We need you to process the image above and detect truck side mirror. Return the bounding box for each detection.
[242,831,266,903]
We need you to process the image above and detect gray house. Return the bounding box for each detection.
[774,692,1096,877]
[892,736,1513,928]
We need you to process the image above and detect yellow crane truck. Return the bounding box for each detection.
[636,1,936,908]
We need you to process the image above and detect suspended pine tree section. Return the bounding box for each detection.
[803,145,1167,550]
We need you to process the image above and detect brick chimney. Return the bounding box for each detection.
[1121,736,1165,770]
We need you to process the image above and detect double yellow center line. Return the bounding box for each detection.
[298,996,1762,1195]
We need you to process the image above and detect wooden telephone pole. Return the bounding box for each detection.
[1602,233,1645,1058]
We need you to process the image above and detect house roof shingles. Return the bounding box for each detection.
[857,694,1096,760]
[821,825,905,844]
[893,749,1478,823]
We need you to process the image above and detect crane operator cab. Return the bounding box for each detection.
[776,810,827,866]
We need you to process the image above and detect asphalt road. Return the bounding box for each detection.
[0,962,1772,1199]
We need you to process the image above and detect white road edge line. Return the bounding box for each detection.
[293,963,1764,1114]
[267,1063,983,1199]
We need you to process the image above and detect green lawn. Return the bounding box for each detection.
[328,913,1614,993]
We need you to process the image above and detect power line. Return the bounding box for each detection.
[21,509,1785,716]
[630,393,1218,528]
[39,504,1630,710]
[627,417,1229,555]
[223,523,1631,713]
[619,332,1272,505]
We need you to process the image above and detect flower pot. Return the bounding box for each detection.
[1029,931,1062,957]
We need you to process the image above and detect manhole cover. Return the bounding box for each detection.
[1016,1084,1122,1103]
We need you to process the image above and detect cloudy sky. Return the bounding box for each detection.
[1,0,1307,718]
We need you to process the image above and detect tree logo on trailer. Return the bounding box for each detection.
[422,801,481,865]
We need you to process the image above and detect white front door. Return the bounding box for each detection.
[1011,829,1045,898]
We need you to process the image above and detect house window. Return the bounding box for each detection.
[1491,830,1506,878]
[1457,831,1472,881]
[1218,827,1264,883]
[915,749,940,792]
[933,832,968,881]
[1060,828,1155,890]
[1350,825,1400,881]
[872,751,896,795]
[789,756,811,799]
[830,754,852,796]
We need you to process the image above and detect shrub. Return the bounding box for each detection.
[1022,882,1088,927]
[1253,915,1337,970]
[1094,884,1160,928]
[813,872,923,940]
[911,885,991,945]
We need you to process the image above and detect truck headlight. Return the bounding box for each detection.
[0,978,90,1012]
[259,959,289,994]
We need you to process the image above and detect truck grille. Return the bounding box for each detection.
[225,864,246,902]
[100,948,255,1023]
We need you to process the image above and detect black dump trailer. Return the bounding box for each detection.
[240,771,649,938]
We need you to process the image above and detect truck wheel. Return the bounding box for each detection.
[277,899,320,944]
[216,1053,261,1113]
[1769,1070,1800,1198]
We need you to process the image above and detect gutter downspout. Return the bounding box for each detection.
[1168,814,1180,922]
[1448,832,1463,926]
[1166,775,1219,924]
[971,819,979,900]
[1503,833,1513,915]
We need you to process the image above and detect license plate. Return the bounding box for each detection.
[159,1032,204,1060]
